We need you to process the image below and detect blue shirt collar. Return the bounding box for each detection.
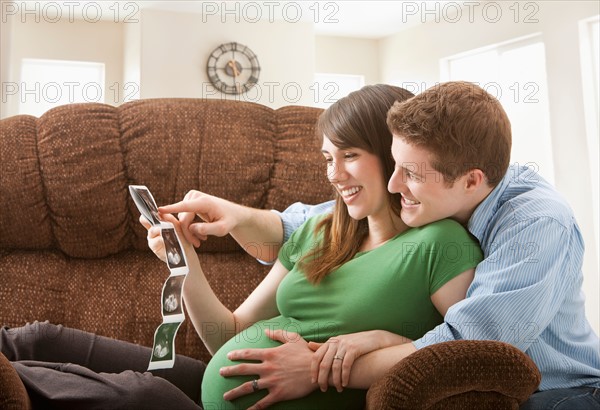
[467,166,512,241]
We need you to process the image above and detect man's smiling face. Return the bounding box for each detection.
[387,136,473,227]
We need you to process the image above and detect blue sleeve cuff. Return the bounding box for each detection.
[412,338,429,350]
[256,201,334,264]
[412,322,460,350]
[273,208,301,244]
[274,201,335,242]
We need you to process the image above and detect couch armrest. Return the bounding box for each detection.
[0,352,31,410]
[365,340,541,410]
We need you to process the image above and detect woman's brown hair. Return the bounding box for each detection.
[300,84,414,284]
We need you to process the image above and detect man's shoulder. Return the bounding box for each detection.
[500,167,574,228]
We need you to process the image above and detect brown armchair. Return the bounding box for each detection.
[366,340,540,409]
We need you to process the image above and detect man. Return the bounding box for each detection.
[161,81,600,409]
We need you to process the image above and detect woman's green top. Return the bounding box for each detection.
[202,216,483,409]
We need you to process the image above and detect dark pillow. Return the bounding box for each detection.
[0,352,31,410]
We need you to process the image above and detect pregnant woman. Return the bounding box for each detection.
[145,84,482,409]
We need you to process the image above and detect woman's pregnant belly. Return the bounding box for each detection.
[201,316,366,410]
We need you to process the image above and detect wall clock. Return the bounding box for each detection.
[206,42,261,95]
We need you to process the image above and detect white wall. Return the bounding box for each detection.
[137,9,315,108]
[0,6,11,119]
[122,20,141,102]
[1,7,317,114]
[315,36,379,85]
[378,1,600,333]
[4,19,123,117]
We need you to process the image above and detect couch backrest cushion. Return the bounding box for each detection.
[265,106,332,212]
[0,99,332,258]
[1,115,53,250]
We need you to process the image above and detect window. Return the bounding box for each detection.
[19,59,105,117]
[441,34,554,184]
[312,73,365,108]
[579,15,600,267]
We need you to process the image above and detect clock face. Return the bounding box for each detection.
[207,42,261,95]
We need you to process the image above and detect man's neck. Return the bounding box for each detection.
[454,185,495,227]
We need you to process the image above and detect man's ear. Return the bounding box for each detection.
[465,169,486,190]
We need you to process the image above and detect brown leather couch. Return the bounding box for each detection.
[0,99,540,409]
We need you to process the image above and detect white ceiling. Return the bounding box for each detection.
[15,0,436,39]
[137,0,424,38]
[311,1,425,38]
[138,1,426,39]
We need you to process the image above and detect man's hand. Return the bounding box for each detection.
[219,329,318,410]
[159,190,247,248]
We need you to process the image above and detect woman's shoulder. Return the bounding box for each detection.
[422,218,465,230]
[412,219,475,242]
[408,219,483,266]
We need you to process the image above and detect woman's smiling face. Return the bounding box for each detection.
[321,136,389,222]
